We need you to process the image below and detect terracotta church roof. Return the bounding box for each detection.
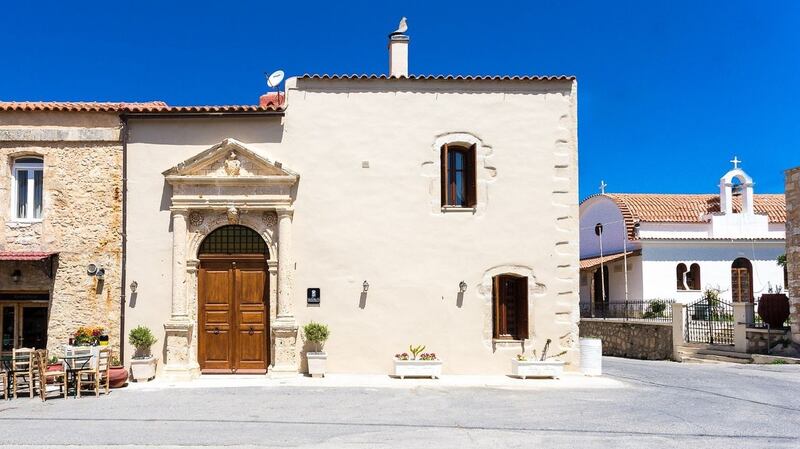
[0,97,284,114]
[583,193,786,240]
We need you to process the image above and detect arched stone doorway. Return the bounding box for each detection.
[731,257,753,302]
[161,138,300,380]
[197,225,269,373]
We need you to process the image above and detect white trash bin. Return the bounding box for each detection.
[580,338,602,376]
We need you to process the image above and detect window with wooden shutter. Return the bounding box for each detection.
[440,144,477,208]
[688,264,701,290]
[493,275,529,340]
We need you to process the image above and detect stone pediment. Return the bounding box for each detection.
[163,138,297,185]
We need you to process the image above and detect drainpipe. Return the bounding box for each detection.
[119,116,129,362]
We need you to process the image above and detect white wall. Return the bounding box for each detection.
[579,196,635,258]
[579,255,643,304]
[641,241,785,304]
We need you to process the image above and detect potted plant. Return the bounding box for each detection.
[129,325,158,382]
[393,345,442,379]
[73,326,104,346]
[511,339,566,379]
[108,355,128,388]
[303,322,330,378]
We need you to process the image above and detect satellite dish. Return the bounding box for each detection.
[267,70,285,88]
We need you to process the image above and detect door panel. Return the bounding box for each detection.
[21,306,48,349]
[198,258,268,373]
[199,266,233,370]
[235,268,267,371]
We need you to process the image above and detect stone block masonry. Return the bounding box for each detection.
[0,110,123,357]
[785,167,800,344]
[579,319,673,360]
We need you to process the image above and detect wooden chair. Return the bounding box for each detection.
[0,370,8,400]
[77,347,110,397]
[35,351,65,401]
[11,348,36,399]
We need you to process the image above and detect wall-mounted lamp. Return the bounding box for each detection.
[95,268,106,280]
[459,281,468,293]
[362,280,369,292]
[130,280,138,293]
[11,269,21,283]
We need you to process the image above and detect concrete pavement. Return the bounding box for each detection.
[0,358,798,448]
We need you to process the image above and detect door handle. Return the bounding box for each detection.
[248,326,255,335]
[213,327,220,335]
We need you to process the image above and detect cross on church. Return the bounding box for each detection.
[599,180,607,194]
[730,156,742,169]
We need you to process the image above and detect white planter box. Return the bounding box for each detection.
[393,359,443,379]
[580,338,603,376]
[130,356,157,382]
[510,359,565,379]
[307,352,327,378]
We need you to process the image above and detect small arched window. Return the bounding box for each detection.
[440,143,476,207]
[12,157,43,220]
[676,263,688,290]
[687,263,701,290]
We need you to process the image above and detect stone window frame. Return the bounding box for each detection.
[10,154,44,222]
[424,132,496,215]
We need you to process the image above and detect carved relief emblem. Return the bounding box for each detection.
[262,211,278,227]
[188,212,204,227]
[226,206,240,224]
[224,151,241,176]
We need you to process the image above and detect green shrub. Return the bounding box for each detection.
[643,300,668,318]
[129,325,157,358]
[303,322,330,352]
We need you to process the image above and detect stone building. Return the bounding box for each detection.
[0,103,149,358]
[121,25,580,378]
[785,166,800,343]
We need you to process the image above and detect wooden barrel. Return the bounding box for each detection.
[757,294,790,328]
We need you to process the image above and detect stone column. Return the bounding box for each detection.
[733,302,753,353]
[163,208,199,380]
[671,302,685,361]
[270,208,299,377]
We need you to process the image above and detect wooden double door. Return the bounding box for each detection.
[198,255,269,373]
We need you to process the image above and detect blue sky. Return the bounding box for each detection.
[4,1,799,199]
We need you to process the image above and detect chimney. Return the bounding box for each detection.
[388,18,409,77]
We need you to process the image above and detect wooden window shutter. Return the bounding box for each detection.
[517,276,529,340]
[492,275,501,339]
[466,144,477,207]
[690,264,701,290]
[440,144,449,206]
[731,268,741,302]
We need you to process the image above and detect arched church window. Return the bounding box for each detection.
[731,258,753,302]
[676,263,688,290]
[686,263,701,290]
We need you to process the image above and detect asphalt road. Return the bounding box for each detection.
[1,357,798,448]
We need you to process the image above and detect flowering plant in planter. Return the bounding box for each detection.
[393,344,443,379]
[73,326,105,346]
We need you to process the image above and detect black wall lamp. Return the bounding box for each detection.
[459,281,467,293]
[362,280,369,292]
[11,269,21,283]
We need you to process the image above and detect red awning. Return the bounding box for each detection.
[0,251,57,261]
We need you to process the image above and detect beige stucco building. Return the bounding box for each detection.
[122,29,580,378]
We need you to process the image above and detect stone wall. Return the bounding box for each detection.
[580,319,673,360]
[0,111,122,357]
[786,167,800,344]
[746,327,791,354]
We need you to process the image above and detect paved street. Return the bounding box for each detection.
[1,357,799,448]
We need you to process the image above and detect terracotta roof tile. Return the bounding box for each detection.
[299,74,575,81]
[583,193,786,240]
[0,99,284,114]
[580,250,640,270]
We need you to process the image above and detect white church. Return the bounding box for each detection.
[579,159,786,309]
